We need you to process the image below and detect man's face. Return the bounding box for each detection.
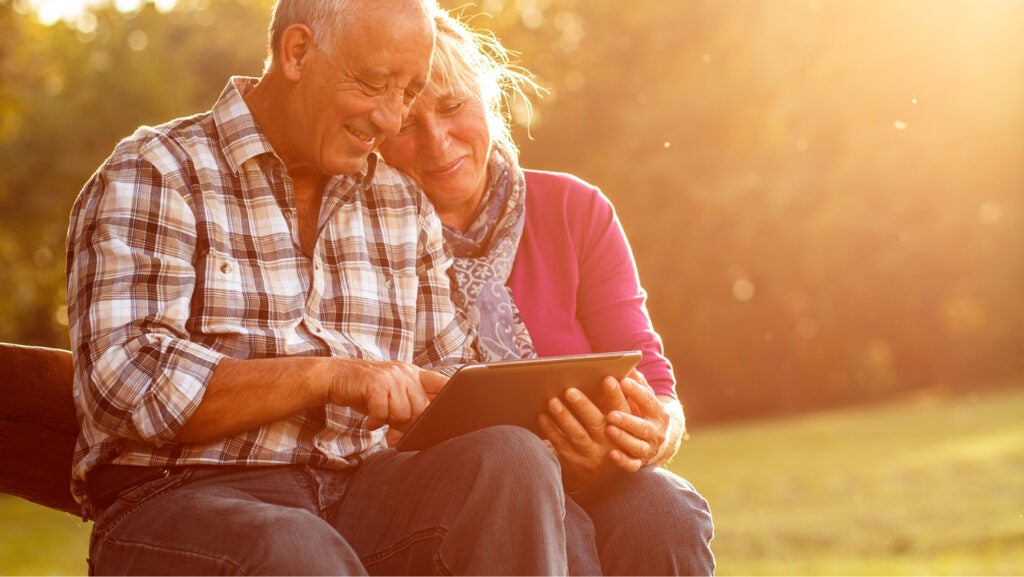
[296,1,433,176]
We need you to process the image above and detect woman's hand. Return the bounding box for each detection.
[604,371,672,468]
[537,376,637,491]
[538,367,686,490]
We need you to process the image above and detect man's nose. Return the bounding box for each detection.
[371,90,405,137]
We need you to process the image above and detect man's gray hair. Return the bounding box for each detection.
[265,0,355,69]
[264,0,440,72]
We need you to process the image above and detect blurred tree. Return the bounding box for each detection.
[2,0,1021,422]
[0,0,272,347]
[442,0,1024,421]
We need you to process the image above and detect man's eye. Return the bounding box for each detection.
[361,80,386,95]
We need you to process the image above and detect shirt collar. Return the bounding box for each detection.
[212,77,275,175]
[360,152,378,191]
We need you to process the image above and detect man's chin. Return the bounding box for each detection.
[326,155,369,177]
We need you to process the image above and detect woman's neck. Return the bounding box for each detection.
[435,203,477,233]
[434,181,488,233]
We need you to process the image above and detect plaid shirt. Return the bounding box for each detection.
[65,77,474,504]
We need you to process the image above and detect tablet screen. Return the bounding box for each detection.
[395,351,642,452]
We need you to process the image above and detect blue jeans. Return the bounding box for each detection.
[87,426,568,575]
[569,467,716,575]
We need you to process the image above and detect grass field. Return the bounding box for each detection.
[671,385,1024,575]
[2,386,1023,575]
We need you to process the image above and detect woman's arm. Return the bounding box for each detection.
[517,171,685,487]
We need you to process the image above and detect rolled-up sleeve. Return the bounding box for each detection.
[67,150,224,446]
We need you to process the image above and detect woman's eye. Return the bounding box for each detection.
[440,101,464,115]
[398,119,417,135]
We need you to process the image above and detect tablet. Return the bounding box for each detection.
[395,350,642,452]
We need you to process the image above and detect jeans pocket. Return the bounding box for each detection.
[92,468,193,540]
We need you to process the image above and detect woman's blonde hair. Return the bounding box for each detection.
[430,10,544,155]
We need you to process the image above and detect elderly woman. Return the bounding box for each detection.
[379,11,715,576]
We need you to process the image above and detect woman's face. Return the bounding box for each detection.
[378,87,492,228]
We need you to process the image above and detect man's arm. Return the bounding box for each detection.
[175,356,447,444]
[67,153,223,445]
[68,151,447,448]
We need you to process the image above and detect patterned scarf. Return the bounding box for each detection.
[444,144,537,361]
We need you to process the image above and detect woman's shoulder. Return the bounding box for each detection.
[523,168,595,192]
[523,168,610,211]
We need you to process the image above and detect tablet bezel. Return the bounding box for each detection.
[395,350,642,452]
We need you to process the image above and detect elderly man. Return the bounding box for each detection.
[66,0,569,574]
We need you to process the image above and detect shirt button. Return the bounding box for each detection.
[220,263,233,274]
[385,279,394,289]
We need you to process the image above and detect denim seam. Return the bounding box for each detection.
[98,538,247,574]
[94,470,193,540]
[360,526,449,569]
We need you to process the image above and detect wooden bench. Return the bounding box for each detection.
[0,343,82,517]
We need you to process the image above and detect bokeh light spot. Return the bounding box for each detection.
[732,278,755,302]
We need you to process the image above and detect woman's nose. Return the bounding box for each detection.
[422,119,451,155]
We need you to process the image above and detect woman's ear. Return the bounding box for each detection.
[278,24,316,82]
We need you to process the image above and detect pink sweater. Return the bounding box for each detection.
[508,170,676,397]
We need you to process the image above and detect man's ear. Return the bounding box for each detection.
[278,24,316,82]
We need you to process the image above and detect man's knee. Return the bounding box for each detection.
[233,507,366,575]
[445,425,561,484]
[429,425,564,522]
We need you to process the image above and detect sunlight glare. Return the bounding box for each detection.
[115,0,142,12]
[29,0,178,25]
[32,0,87,25]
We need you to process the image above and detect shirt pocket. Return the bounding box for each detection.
[192,251,253,336]
[192,249,288,332]
[194,249,245,318]
[194,248,308,326]
[325,261,419,349]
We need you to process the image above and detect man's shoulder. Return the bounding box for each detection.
[109,111,217,171]
[366,158,428,207]
[370,158,419,187]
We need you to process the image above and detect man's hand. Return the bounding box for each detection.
[175,356,448,445]
[326,359,448,432]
